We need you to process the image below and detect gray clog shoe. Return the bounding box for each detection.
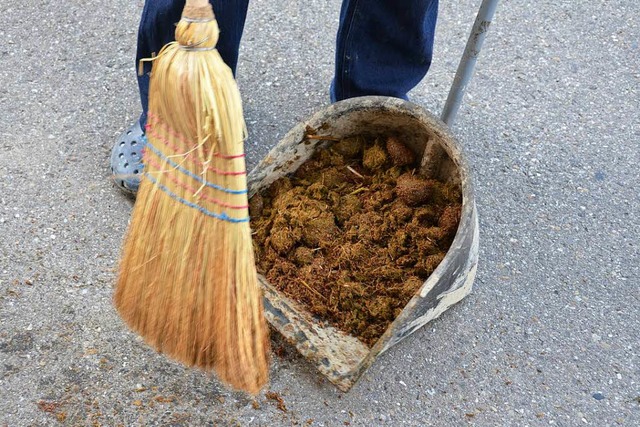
[110,121,146,195]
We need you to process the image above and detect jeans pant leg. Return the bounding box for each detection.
[136,0,250,127]
[331,0,439,102]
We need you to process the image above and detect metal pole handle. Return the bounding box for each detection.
[441,0,500,127]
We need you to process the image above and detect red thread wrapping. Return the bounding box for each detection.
[145,125,246,176]
[145,156,249,210]
[147,112,246,160]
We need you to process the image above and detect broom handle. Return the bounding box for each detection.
[181,0,217,25]
[186,0,210,7]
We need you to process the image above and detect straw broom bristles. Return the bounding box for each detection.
[113,2,269,394]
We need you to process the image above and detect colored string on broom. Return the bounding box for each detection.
[143,116,250,223]
[144,174,248,223]
[147,112,246,160]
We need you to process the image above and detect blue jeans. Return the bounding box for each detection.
[136,0,438,126]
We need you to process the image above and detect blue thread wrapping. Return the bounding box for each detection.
[144,173,250,223]
[145,142,248,195]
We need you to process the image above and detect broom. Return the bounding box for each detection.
[113,0,269,394]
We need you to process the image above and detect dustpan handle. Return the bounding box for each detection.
[441,0,500,127]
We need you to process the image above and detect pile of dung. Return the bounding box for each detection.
[250,135,462,347]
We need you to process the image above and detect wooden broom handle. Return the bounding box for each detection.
[186,0,210,7]
[182,0,215,20]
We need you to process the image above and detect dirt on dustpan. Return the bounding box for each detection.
[250,135,462,347]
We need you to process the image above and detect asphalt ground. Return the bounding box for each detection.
[0,0,638,425]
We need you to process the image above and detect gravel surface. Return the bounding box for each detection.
[1,0,638,425]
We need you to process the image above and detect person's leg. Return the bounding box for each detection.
[137,0,250,127]
[331,0,438,102]
[112,0,249,194]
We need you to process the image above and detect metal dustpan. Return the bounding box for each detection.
[247,0,499,391]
